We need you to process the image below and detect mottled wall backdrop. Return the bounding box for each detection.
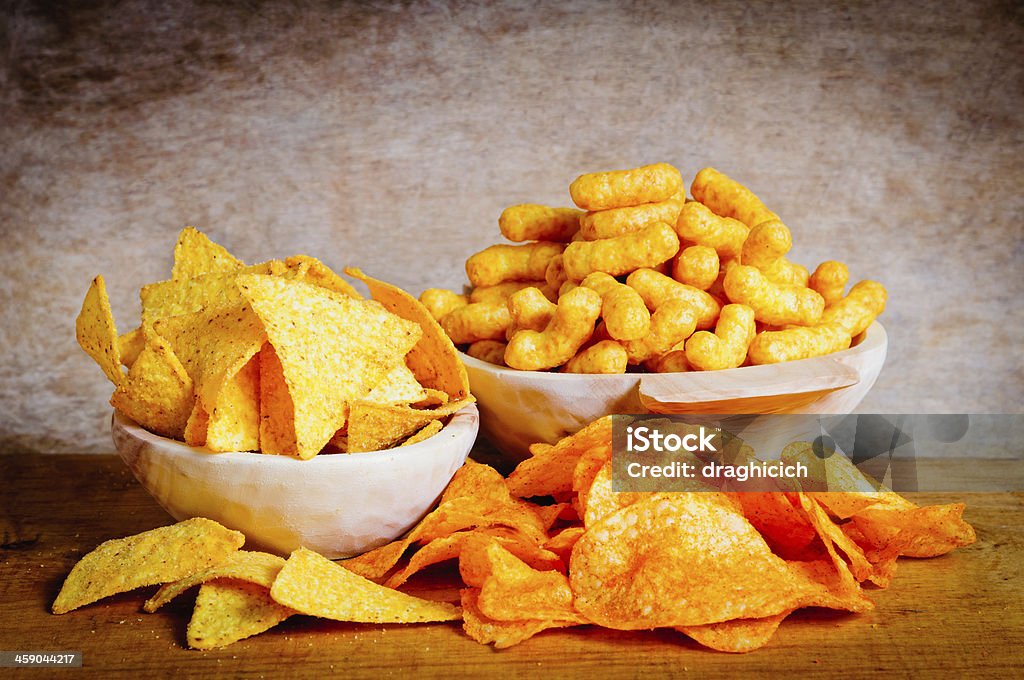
[1,0,1021,453]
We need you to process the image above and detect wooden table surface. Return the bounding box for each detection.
[2,453,1022,678]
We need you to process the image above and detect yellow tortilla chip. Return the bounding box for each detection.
[269,547,461,623]
[118,327,145,368]
[76,275,123,385]
[412,388,450,408]
[153,302,267,416]
[109,330,194,439]
[52,518,245,614]
[347,398,473,453]
[285,255,361,298]
[400,419,443,447]
[345,268,470,400]
[144,551,286,612]
[188,581,293,650]
[205,352,260,452]
[365,363,428,405]
[172,226,244,281]
[183,400,210,448]
[258,344,297,456]
[238,275,422,458]
[140,261,284,327]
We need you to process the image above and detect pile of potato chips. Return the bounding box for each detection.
[54,417,975,652]
[76,228,472,455]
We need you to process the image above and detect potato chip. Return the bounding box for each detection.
[144,551,287,612]
[141,261,283,327]
[52,518,244,614]
[440,459,511,505]
[543,526,584,565]
[678,612,790,653]
[188,580,293,650]
[851,502,976,558]
[347,398,473,453]
[109,329,194,440]
[284,255,361,298]
[345,268,470,400]
[795,493,874,583]
[342,536,416,580]
[737,492,818,560]
[365,363,428,406]
[569,492,843,628]
[76,275,123,385]
[172,226,244,281]
[238,274,422,458]
[506,416,613,498]
[461,588,580,649]
[401,419,444,446]
[270,547,461,623]
[118,326,145,368]
[204,352,260,452]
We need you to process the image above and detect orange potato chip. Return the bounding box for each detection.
[506,416,614,498]
[440,459,512,505]
[172,227,244,281]
[76,274,123,385]
[238,274,422,458]
[109,330,194,440]
[851,502,976,559]
[401,419,444,446]
[677,612,790,653]
[461,588,580,649]
[795,493,875,583]
[269,547,461,623]
[284,255,361,298]
[188,580,293,650]
[737,492,818,560]
[144,550,287,612]
[204,352,260,452]
[543,526,585,565]
[342,537,415,581]
[345,268,470,400]
[52,518,244,614]
[118,326,145,368]
[346,398,473,453]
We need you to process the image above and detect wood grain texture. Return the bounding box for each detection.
[0,0,1022,454]
[1,453,1021,678]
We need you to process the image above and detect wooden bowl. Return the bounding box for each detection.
[461,322,887,462]
[112,404,479,558]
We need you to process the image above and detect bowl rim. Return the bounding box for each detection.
[112,402,479,464]
[458,321,887,378]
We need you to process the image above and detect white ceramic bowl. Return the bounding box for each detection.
[112,404,479,559]
[462,322,887,462]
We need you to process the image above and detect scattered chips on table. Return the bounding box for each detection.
[77,227,472,454]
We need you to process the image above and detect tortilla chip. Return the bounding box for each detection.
[345,268,470,400]
[270,547,461,623]
[188,581,293,650]
[401,419,444,446]
[205,352,260,452]
[285,255,361,298]
[144,551,286,612]
[172,227,244,281]
[76,275,123,385]
[52,518,245,614]
[109,330,194,439]
[347,398,473,453]
[238,275,422,458]
[365,363,428,406]
[118,327,145,368]
[411,388,450,409]
[258,344,297,455]
[184,400,210,448]
[141,261,283,327]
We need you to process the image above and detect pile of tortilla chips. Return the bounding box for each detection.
[53,419,975,652]
[76,227,472,456]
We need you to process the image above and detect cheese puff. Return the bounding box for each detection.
[747,323,852,365]
[581,272,651,341]
[741,219,808,285]
[499,204,582,243]
[504,287,603,371]
[621,299,698,364]
[439,302,510,344]
[673,245,720,291]
[469,281,557,304]
[419,288,468,321]
[707,256,740,299]
[545,254,568,292]
[466,340,507,366]
[690,167,778,227]
[466,242,565,288]
[578,192,685,240]
[569,163,683,211]
[684,304,756,371]
[558,281,578,298]
[506,286,557,340]
[562,221,680,282]
[809,261,850,306]
[563,340,628,374]
[644,342,690,373]
[624,268,722,330]
[723,265,824,327]
[675,201,750,258]
[821,280,887,337]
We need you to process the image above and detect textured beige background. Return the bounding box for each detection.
[1,0,1021,454]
